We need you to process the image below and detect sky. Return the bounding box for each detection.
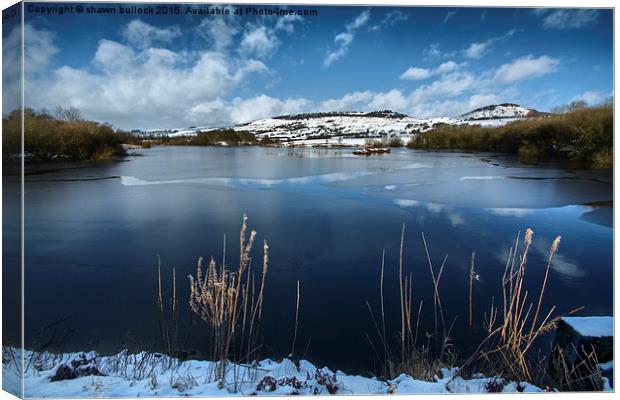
[2,4,614,130]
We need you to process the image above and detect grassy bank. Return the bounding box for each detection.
[407,105,613,169]
[2,108,134,162]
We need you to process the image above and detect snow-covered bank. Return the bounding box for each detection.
[1,348,553,397]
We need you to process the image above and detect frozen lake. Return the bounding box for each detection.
[3,146,613,374]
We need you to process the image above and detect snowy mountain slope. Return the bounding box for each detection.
[232,110,453,140]
[139,104,548,140]
[458,103,535,121]
[230,104,547,141]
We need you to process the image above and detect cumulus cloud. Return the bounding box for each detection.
[122,20,181,48]
[319,91,374,111]
[571,90,612,106]
[196,18,239,52]
[400,60,459,80]
[463,29,516,59]
[324,10,370,67]
[400,67,433,80]
[230,95,310,123]
[275,14,303,33]
[239,25,280,59]
[24,20,272,129]
[3,24,59,115]
[315,69,522,119]
[494,55,559,83]
[367,89,408,110]
[537,9,599,30]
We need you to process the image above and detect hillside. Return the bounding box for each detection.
[132,104,551,145]
[228,104,547,142]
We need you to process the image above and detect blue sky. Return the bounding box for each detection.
[3,4,614,129]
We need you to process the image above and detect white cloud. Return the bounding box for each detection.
[367,89,407,110]
[275,14,303,33]
[400,67,433,80]
[463,29,516,59]
[26,20,272,129]
[324,10,370,67]
[196,18,239,52]
[319,91,374,111]
[494,55,559,83]
[443,11,457,24]
[370,10,408,30]
[122,20,181,48]
[239,25,279,59]
[347,10,371,30]
[436,60,459,74]
[463,42,488,59]
[4,24,59,115]
[94,39,137,71]
[230,95,310,124]
[423,43,442,59]
[571,90,612,106]
[400,60,459,80]
[539,9,599,30]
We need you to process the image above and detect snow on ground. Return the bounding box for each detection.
[458,104,531,121]
[3,349,547,397]
[139,104,540,141]
[562,316,613,337]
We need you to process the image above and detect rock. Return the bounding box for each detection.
[550,316,613,391]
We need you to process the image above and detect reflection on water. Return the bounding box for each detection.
[10,146,612,374]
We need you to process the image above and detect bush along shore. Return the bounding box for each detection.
[2,216,613,396]
[2,107,142,163]
[407,104,613,169]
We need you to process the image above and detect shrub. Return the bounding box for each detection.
[2,108,131,162]
[407,105,612,168]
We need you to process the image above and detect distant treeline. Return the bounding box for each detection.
[2,107,134,162]
[407,104,613,169]
[166,129,260,146]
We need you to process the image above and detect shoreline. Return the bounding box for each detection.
[3,347,553,397]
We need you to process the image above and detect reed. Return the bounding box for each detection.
[465,229,577,385]
[368,224,588,390]
[188,214,269,389]
[290,280,301,357]
[367,227,456,381]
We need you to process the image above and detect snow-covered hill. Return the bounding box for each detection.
[138,104,548,142]
[233,110,452,140]
[458,103,534,121]
[230,105,546,142]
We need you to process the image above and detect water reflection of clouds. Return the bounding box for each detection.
[393,198,465,227]
[485,208,535,217]
[494,238,584,282]
[534,237,584,280]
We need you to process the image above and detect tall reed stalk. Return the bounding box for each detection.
[188,214,269,389]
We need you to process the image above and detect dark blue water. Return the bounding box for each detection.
[6,146,613,374]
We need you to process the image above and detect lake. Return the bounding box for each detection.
[3,146,613,375]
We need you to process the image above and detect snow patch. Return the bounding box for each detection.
[3,348,548,397]
[562,316,613,337]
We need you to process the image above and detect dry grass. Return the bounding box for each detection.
[549,343,605,391]
[367,224,597,391]
[366,224,456,381]
[454,229,584,388]
[188,214,269,388]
